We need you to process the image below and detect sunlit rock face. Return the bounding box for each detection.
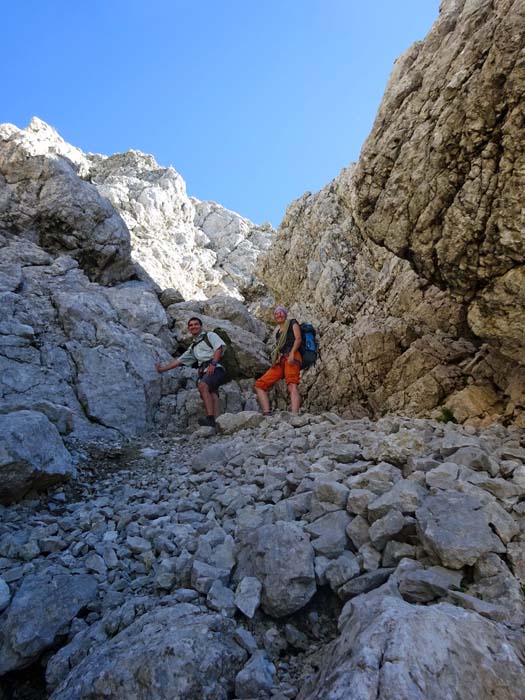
[0,118,273,301]
[193,201,273,299]
[86,148,273,301]
[353,0,525,362]
[260,0,525,426]
[0,119,133,286]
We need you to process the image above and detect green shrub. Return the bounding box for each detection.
[437,406,458,424]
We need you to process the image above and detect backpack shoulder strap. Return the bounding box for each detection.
[191,333,213,350]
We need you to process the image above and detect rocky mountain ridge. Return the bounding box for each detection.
[1,117,274,300]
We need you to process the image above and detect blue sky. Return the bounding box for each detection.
[2,1,440,227]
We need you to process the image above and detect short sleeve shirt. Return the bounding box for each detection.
[178,331,226,368]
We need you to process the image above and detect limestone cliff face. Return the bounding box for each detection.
[260,0,525,426]
[0,119,269,494]
[260,168,474,420]
[87,149,273,300]
[353,0,525,359]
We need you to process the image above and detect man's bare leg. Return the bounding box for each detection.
[212,392,220,417]
[198,382,215,416]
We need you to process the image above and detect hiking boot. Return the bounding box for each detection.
[198,416,216,427]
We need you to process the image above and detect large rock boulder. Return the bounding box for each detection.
[0,570,97,674]
[48,607,247,700]
[0,410,75,503]
[298,592,525,700]
[235,521,316,617]
[416,491,506,568]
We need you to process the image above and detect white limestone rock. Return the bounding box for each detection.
[48,607,247,700]
[0,121,133,285]
[87,150,273,301]
[194,200,273,295]
[298,594,525,700]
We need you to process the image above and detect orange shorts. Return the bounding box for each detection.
[254,352,302,391]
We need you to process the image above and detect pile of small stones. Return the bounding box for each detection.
[0,410,524,699]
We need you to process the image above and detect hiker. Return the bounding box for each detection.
[254,305,302,415]
[155,317,226,428]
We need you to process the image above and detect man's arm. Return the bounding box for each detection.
[156,358,182,373]
[156,345,197,374]
[206,344,224,375]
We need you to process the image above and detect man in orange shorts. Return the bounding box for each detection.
[254,306,302,414]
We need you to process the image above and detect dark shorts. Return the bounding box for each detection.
[197,366,227,394]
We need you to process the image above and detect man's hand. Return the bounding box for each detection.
[287,355,295,365]
[206,364,216,375]
[155,363,164,373]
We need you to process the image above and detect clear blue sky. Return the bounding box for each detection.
[2,1,440,227]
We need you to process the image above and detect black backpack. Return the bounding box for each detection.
[198,328,242,381]
[299,323,318,370]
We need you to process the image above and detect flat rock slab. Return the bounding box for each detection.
[0,571,97,674]
[416,491,506,569]
[48,607,247,700]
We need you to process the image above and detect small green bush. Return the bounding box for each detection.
[437,406,458,424]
